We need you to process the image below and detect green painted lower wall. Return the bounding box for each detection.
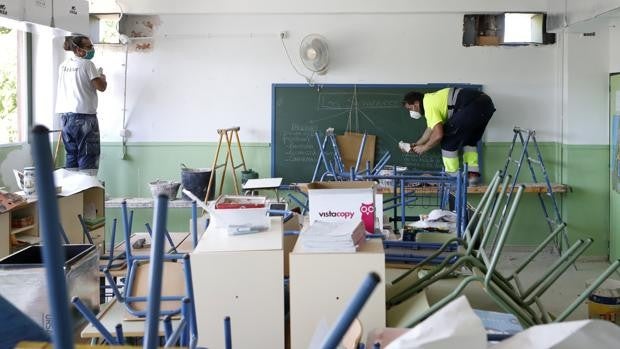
[611,192,620,260]
[98,142,272,198]
[98,142,272,241]
[562,145,610,257]
[0,141,611,256]
[481,143,609,256]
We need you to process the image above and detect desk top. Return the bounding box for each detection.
[105,197,196,208]
[113,232,191,256]
[99,232,193,277]
[193,217,283,253]
[292,236,384,255]
[80,299,180,338]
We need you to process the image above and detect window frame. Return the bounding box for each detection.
[0,27,32,146]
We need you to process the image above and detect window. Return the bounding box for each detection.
[463,13,556,47]
[504,13,544,44]
[0,26,28,144]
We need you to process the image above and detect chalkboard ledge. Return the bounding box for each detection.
[376,182,569,194]
[291,182,569,195]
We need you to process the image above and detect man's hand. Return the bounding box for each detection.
[412,144,428,155]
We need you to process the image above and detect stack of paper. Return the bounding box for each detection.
[299,221,366,253]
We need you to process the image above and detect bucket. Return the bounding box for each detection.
[181,167,215,201]
[586,278,620,324]
[241,169,259,184]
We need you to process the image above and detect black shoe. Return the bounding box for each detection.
[468,172,481,186]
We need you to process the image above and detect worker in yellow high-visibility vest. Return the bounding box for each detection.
[400,88,495,185]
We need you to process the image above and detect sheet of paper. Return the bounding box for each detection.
[242,177,283,189]
[386,296,487,349]
[494,319,620,349]
[53,169,103,196]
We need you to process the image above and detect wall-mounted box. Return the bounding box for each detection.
[0,0,23,22]
[24,0,53,27]
[53,0,89,34]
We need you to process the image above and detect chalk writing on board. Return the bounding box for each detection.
[281,123,320,164]
[318,92,403,110]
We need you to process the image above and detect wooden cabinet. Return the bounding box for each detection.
[191,217,284,349]
[289,238,386,349]
[0,187,105,258]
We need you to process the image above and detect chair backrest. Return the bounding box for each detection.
[462,171,502,253]
[126,260,186,313]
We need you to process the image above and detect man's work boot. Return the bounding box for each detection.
[468,172,481,186]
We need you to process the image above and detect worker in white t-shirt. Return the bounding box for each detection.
[55,35,107,176]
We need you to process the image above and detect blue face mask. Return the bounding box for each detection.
[83,49,95,60]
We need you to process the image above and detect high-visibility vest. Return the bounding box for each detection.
[447,87,461,119]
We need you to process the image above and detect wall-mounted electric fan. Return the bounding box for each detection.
[299,34,329,75]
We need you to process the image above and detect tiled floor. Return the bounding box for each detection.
[497,251,620,321]
[386,249,620,324]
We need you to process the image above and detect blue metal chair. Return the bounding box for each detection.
[74,196,199,348]
[30,125,74,348]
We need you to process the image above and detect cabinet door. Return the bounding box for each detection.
[58,193,84,243]
[611,73,620,260]
[0,213,9,257]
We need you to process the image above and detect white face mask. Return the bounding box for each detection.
[409,110,422,119]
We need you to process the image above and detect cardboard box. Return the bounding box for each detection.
[477,35,500,46]
[209,195,269,229]
[336,132,376,172]
[307,181,376,233]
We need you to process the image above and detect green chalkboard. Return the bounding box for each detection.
[271,84,481,183]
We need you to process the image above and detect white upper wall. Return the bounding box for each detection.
[611,20,620,73]
[563,29,610,145]
[547,0,620,30]
[91,0,545,15]
[90,13,559,143]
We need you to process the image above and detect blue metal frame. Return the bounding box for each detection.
[224,316,233,349]
[77,214,95,244]
[31,125,74,349]
[143,195,168,349]
[144,222,178,254]
[312,130,391,182]
[103,253,193,318]
[192,201,198,248]
[355,169,466,236]
[72,193,199,348]
[100,218,126,271]
[320,272,381,349]
[58,224,70,244]
[72,297,120,344]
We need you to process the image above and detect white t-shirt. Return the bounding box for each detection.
[55,56,100,114]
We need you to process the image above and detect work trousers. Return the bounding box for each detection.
[60,113,101,170]
[440,94,495,173]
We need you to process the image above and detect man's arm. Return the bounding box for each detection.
[92,74,107,92]
[413,127,432,146]
[413,123,443,155]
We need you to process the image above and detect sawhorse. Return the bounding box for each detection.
[207,127,248,201]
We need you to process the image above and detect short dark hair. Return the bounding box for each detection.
[402,91,424,105]
[63,35,89,51]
